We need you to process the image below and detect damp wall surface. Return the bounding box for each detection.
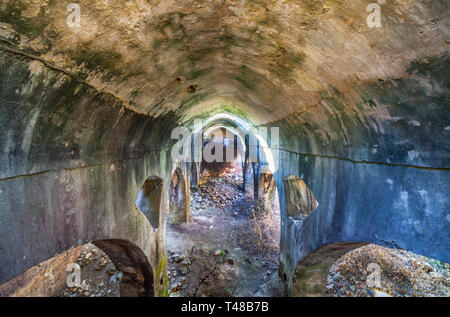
[273,58,450,292]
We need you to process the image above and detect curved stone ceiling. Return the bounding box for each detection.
[1,0,448,125]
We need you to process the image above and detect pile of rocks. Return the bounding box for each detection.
[60,244,121,297]
[190,175,246,213]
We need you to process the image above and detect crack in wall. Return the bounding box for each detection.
[278,148,450,171]
[0,151,163,182]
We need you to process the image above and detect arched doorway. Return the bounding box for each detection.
[93,239,154,297]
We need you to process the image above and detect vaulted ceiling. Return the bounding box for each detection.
[1,0,448,125]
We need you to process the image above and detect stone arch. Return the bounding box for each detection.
[136,176,163,229]
[0,239,154,297]
[169,168,189,224]
[283,175,319,220]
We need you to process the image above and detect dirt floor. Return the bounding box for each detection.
[166,162,286,297]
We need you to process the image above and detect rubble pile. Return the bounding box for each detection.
[168,247,237,297]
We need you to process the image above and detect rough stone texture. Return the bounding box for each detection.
[0,0,449,296]
[277,148,449,293]
[137,176,164,229]
[257,170,276,212]
[0,0,448,124]
[169,167,190,224]
[292,242,365,297]
[326,244,450,297]
[0,51,174,296]
[0,246,82,297]
[283,175,319,219]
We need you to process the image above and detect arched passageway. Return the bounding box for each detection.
[92,240,154,297]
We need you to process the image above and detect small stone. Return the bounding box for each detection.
[179,266,189,275]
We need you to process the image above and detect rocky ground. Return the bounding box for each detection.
[327,244,450,297]
[166,163,285,297]
[59,244,121,297]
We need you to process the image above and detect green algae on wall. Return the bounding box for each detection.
[155,255,169,297]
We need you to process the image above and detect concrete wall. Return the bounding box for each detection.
[273,58,450,293]
[0,51,180,296]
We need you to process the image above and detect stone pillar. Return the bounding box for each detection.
[169,169,189,224]
[283,175,318,220]
[257,168,275,212]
